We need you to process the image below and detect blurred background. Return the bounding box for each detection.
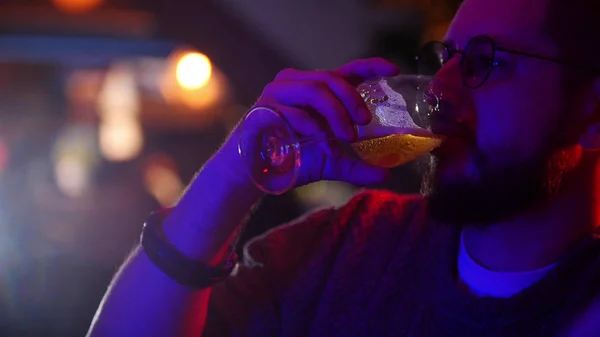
[0,0,460,335]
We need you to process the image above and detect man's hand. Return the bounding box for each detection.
[215,58,400,192]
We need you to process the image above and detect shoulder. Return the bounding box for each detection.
[342,188,425,224]
[244,189,425,269]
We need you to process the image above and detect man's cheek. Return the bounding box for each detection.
[474,91,543,144]
[476,125,536,164]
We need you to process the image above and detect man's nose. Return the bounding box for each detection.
[428,58,474,126]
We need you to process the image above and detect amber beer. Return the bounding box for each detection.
[351,128,442,168]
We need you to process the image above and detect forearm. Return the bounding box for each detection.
[87,140,264,337]
[88,247,213,337]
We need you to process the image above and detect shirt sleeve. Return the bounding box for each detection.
[201,205,342,337]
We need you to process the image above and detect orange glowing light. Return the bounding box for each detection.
[143,154,184,207]
[99,120,143,162]
[175,52,212,90]
[51,0,103,14]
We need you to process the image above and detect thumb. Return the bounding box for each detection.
[322,156,390,186]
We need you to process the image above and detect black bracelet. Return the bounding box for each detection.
[140,209,237,289]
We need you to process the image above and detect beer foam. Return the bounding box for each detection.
[357,79,422,140]
[371,80,419,129]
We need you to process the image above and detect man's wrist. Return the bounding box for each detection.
[141,209,237,289]
[159,146,263,261]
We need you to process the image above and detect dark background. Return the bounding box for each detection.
[0,0,459,335]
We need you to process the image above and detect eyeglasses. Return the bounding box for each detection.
[417,34,600,89]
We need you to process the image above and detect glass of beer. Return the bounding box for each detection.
[238,74,442,195]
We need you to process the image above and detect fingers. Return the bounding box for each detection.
[297,144,389,186]
[322,155,390,186]
[268,104,323,137]
[262,80,357,142]
[267,104,341,157]
[248,58,399,188]
[261,58,400,143]
[336,57,401,86]
[275,68,372,126]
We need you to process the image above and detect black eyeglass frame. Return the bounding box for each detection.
[419,34,600,89]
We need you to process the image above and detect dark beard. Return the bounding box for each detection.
[422,146,574,226]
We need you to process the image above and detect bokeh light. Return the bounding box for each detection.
[98,120,143,162]
[96,63,140,122]
[51,0,103,14]
[0,138,8,174]
[160,48,227,111]
[55,155,91,198]
[175,52,212,90]
[96,62,143,162]
[143,154,184,207]
[52,125,99,198]
[294,181,355,209]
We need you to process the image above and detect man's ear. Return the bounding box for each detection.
[579,78,600,150]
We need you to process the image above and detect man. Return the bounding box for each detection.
[87,0,600,336]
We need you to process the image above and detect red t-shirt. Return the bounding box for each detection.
[204,189,600,337]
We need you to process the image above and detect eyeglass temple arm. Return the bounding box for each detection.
[497,47,600,74]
